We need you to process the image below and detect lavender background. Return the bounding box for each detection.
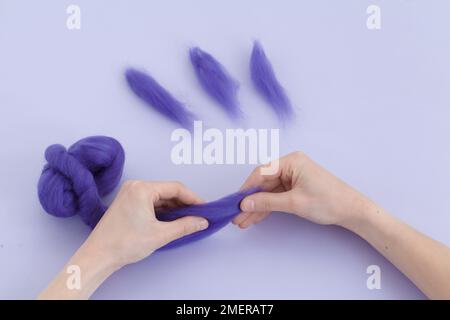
[1,0,449,299]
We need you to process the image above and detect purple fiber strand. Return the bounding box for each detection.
[189,47,242,119]
[250,41,293,121]
[37,136,259,249]
[156,187,260,250]
[125,68,195,130]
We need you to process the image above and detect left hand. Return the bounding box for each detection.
[38,180,209,299]
[84,180,209,268]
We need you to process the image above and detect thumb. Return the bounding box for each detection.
[240,191,293,213]
[161,216,209,244]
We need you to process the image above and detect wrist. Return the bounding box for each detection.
[38,239,121,300]
[65,241,120,299]
[79,239,123,274]
[337,193,378,234]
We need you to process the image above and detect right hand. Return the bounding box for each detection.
[233,151,369,229]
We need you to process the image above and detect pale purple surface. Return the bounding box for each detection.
[1,0,450,299]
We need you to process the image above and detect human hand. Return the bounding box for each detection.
[233,152,369,229]
[83,181,209,269]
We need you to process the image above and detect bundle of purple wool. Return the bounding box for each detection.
[37,136,258,250]
[250,41,294,122]
[189,47,242,119]
[125,68,195,130]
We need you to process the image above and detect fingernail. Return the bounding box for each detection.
[241,199,255,212]
[198,219,209,230]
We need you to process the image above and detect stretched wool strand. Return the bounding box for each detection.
[189,47,242,119]
[37,136,258,250]
[125,68,195,130]
[156,187,259,250]
[250,41,293,122]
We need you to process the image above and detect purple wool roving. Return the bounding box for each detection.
[125,68,195,130]
[37,136,125,228]
[37,136,258,250]
[189,47,242,119]
[156,187,258,250]
[250,41,293,122]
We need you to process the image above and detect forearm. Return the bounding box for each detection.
[38,240,120,300]
[342,199,450,299]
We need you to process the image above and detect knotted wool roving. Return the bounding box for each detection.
[38,136,125,228]
[37,136,257,250]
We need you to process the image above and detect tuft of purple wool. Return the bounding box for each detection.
[125,68,195,130]
[189,47,242,119]
[37,136,259,250]
[250,41,293,122]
